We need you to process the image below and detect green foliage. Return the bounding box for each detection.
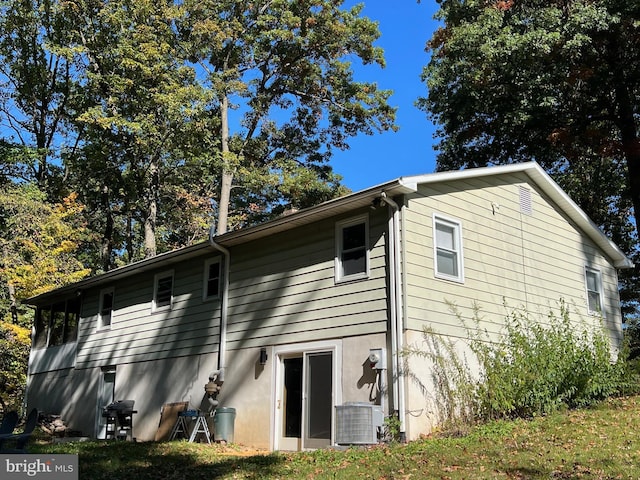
[0,321,31,411]
[382,413,402,443]
[0,183,90,302]
[0,0,77,190]
[408,301,635,430]
[179,0,397,234]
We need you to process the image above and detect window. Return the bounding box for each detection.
[49,302,66,346]
[585,267,603,314]
[433,214,464,282]
[98,288,114,329]
[33,297,81,349]
[335,215,369,282]
[203,258,222,300]
[34,308,50,349]
[153,271,174,312]
[64,298,81,344]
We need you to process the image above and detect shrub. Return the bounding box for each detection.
[406,300,635,429]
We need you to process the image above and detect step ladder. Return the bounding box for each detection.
[189,415,212,444]
[169,414,190,440]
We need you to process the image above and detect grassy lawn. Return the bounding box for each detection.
[30,395,640,479]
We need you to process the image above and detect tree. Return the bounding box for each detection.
[0,184,90,311]
[420,0,639,223]
[65,0,213,259]
[179,0,397,234]
[0,320,31,411]
[419,0,640,316]
[0,0,79,193]
[0,183,90,409]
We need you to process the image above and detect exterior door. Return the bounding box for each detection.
[96,368,115,439]
[277,350,334,450]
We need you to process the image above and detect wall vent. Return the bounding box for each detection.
[519,186,533,215]
[335,402,384,445]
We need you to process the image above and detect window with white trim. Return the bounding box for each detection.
[335,215,369,282]
[433,214,464,282]
[153,271,174,312]
[585,267,603,314]
[98,288,114,329]
[203,258,222,300]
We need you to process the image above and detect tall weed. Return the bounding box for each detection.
[407,300,633,429]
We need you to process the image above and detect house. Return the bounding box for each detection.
[25,162,633,450]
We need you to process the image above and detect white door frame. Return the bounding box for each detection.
[271,339,342,451]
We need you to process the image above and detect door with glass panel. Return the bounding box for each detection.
[277,351,333,450]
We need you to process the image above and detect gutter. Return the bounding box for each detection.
[209,227,230,385]
[380,192,407,442]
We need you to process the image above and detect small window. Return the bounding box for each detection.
[203,258,222,300]
[98,288,114,329]
[585,267,603,314]
[34,308,50,349]
[335,215,369,282]
[433,214,464,282]
[48,302,66,346]
[153,271,174,312]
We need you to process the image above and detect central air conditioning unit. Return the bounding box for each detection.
[335,402,384,445]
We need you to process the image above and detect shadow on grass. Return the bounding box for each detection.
[30,440,285,480]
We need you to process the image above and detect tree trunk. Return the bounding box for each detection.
[100,184,114,271]
[217,93,233,236]
[2,245,18,324]
[610,32,640,244]
[144,158,159,258]
[7,282,18,325]
[126,214,134,262]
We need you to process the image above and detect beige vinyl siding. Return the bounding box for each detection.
[404,172,623,343]
[224,208,389,350]
[75,256,222,369]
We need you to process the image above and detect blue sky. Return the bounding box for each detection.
[330,1,441,192]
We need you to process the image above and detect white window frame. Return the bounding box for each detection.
[335,214,370,283]
[433,213,465,283]
[203,257,222,301]
[153,270,174,313]
[98,287,115,330]
[585,266,604,315]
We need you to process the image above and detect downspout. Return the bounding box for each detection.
[380,192,407,442]
[209,226,229,386]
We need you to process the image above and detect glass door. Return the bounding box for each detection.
[304,352,333,449]
[277,351,334,450]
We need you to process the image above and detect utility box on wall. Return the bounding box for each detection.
[368,348,386,370]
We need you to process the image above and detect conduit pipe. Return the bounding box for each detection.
[209,226,230,385]
[380,192,406,442]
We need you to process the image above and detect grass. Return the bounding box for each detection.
[30,395,640,479]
